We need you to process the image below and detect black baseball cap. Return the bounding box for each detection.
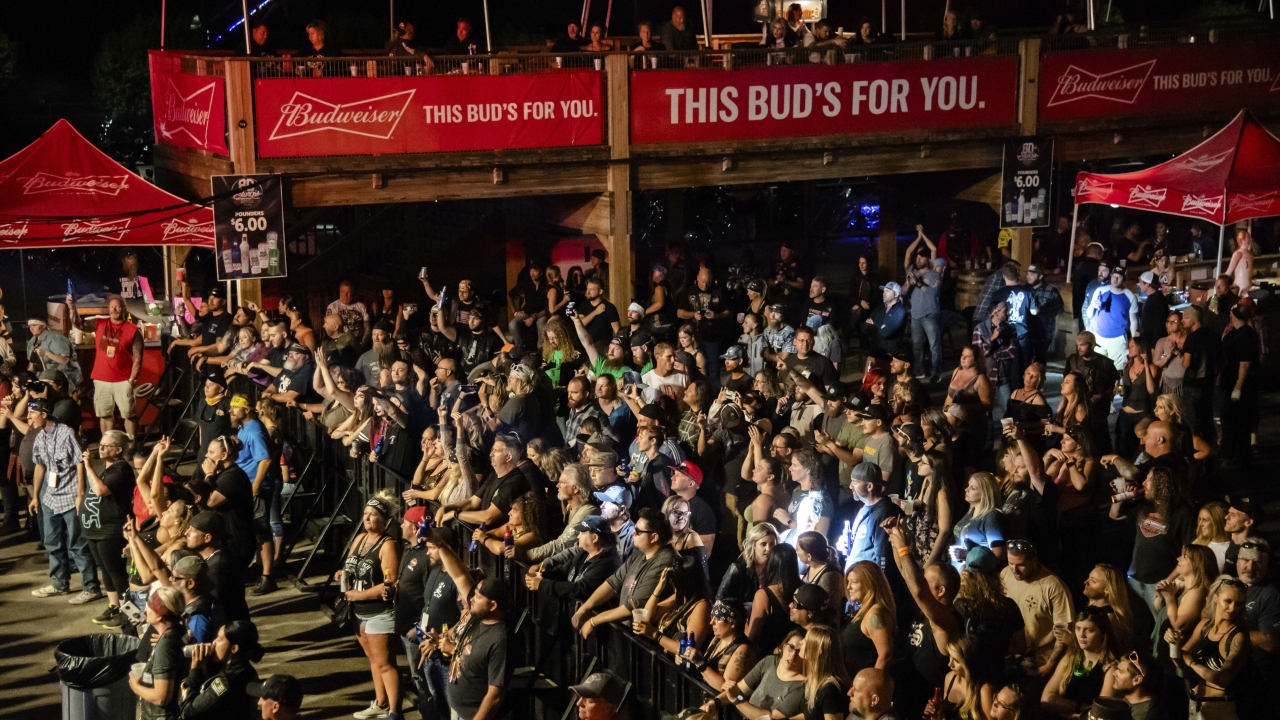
[1228,493,1265,523]
[629,330,653,348]
[190,511,225,536]
[575,515,614,537]
[638,403,664,420]
[570,671,627,706]
[27,398,52,414]
[248,674,303,710]
[889,349,913,365]
[855,404,889,422]
[792,583,829,613]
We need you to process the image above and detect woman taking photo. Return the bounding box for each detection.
[1116,338,1157,458]
[1155,544,1219,638]
[178,620,264,719]
[711,629,806,720]
[746,542,802,654]
[841,560,896,676]
[901,448,954,566]
[944,345,992,475]
[129,586,187,720]
[1166,576,1250,714]
[335,492,403,720]
[717,523,777,605]
[801,624,849,720]
[951,472,1007,564]
[664,494,709,581]
[1041,608,1120,719]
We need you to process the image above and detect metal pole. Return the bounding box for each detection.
[163,246,171,302]
[901,0,906,41]
[700,0,711,47]
[605,0,613,34]
[390,0,395,37]
[483,0,493,52]
[1087,0,1095,31]
[242,0,251,54]
[1214,223,1227,277]
[161,0,167,49]
[1105,0,1112,23]
[1065,201,1081,284]
[882,0,887,34]
[582,0,591,32]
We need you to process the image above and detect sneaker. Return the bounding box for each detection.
[353,701,390,719]
[102,610,128,628]
[92,605,120,625]
[914,373,928,380]
[32,585,68,598]
[251,576,278,596]
[69,590,104,606]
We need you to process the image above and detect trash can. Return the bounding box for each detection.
[54,634,141,720]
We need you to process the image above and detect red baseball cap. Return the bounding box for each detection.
[671,460,703,486]
[404,506,427,525]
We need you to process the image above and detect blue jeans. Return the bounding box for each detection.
[42,507,99,593]
[911,313,942,377]
[266,480,284,538]
[1128,577,1165,652]
[402,636,448,719]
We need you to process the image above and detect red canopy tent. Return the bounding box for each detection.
[0,119,214,249]
[1068,109,1280,278]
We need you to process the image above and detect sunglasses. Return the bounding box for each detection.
[1127,651,1145,677]
[668,510,691,519]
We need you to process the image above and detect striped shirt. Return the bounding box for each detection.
[33,423,83,515]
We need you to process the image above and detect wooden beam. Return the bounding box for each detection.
[606,54,630,162]
[604,163,633,307]
[1011,228,1033,269]
[257,145,611,175]
[1018,38,1041,137]
[288,166,609,207]
[878,192,900,283]
[224,59,256,175]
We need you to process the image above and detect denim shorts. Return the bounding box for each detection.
[357,609,396,635]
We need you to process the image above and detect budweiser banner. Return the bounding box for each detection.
[212,174,288,280]
[629,56,1018,145]
[149,51,229,155]
[1039,42,1280,123]
[254,72,603,157]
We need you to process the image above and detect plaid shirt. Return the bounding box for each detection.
[678,410,702,447]
[33,423,82,515]
[564,403,607,451]
[973,272,1008,324]
[972,321,1020,387]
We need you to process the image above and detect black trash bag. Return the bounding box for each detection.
[54,634,142,689]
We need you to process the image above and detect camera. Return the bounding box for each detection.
[566,302,577,316]
[725,390,738,402]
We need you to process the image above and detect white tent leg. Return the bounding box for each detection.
[483,0,492,52]
[1214,223,1227,277]
[1065,202,1080,281]
[241,0,251,53]
[1105,0,1112,22]
[1087,0,1096,31]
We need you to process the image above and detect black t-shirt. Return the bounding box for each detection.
[446,620,511,720]
[206,547,250,622]
[1181,327,1219,390]
[722,371,753,394]
[583,299,620,344]
[789,353,838,390]
[394,542,431,636]
[421,564,461,633]
[213,466,256,560]
[687,493,717,536]
[275,362,318,404]
[196,397,232,457]
[478,468,531,517]
[991,285,1037,336]
[677,284,729,340]
[459,329,504,373]
[201,310,232,346]
[140,626,186,720]
[51,396,80,429]
[79,462,136,540]
[1128,502,1196,584]
[805,298,836,326]
[803,682,846,720]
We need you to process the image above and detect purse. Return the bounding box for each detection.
[331,595,358,632]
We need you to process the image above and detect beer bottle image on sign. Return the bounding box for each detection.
[239,234,252,279]
[229,237,242,278]
[267,232,280,275]
[220,238,236,277]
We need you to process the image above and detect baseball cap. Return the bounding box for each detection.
[945,403,967,421]
[638,403,664,420]
[720,345,744,361]
[1228,493,1265,523]
[286,343,311,356]
[373,318,395,334]
[792,583,829,614]
[248,674,304,710]
[570,672,627,707]
[889,349,913,365]
[965,545,1002,574]
[627,302,645,315]
[27,398,52,414]
[203,368,228,388]
[882,281,902,296]
[575,515,614,536]
[1027,264,1042,275]
[37,368,68,386]
[850,461,881,486]
[673,350,696,368]
[206,286,225,299]
[1238,536,1270,562]
[767,303,786,314]
[474,577,507,603]
[668,459,703,486]
[404,506,427,526]
[844,391,870,412]
[895,421,925,446]
[584,450,619,468]
[1139,270,1159,287]
[189,511,225,536]
[1085,697,1132,720]
[933,257,947,268]
[717,403,744,430]
[629,330,653,348]
[855,405,889,422]
[747,279,766,294]
[594,485,633,508]
[821,386,846,403]
[171,555,207,580]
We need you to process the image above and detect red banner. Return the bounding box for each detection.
[254,72,603,158]
[629,57,1018,145]
[149,51,229,155]
[1039,42,1280,124]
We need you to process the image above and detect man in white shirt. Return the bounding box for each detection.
[325,281,370,346]
[640,343,688,402]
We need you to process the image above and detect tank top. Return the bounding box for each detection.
[1121,365,1154,413]
[1063,654,1107,703]
[757,587,798,655]
[1190,624,1241,696]
[651,281,676,328]
[841,611,880,676]
[344,534,394,616]
[705,635,749,677]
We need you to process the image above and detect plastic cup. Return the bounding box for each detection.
[632,608,649,623]
[131,662,146,677]
[903,498,915,515]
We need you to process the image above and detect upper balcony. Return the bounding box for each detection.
[149,19,1280,206]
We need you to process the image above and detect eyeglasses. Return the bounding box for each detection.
[668,510,691,519]
[634,526,655,536]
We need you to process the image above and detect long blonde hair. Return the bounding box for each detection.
[1090,564,1134,649]
[742,523,778,570]
[541,316,579,364]
[1194,501,1228,546]
[967,472,1001,519]
[802,624,847,705]
[848,560,897,632]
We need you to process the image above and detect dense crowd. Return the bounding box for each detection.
[0,209,1275,720]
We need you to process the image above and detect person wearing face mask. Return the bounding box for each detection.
[177,620,264,719]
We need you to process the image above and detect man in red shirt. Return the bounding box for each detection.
[66,294,144,440]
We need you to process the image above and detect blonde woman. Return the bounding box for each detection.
[1166,576,1250,708]
[928,636,999,720]
[800,624,849,720]
[1153,393,1211,461]
[541,316,581,387]
[952,472,1007,563]
[842,560,896,676]
[1082,564,1144,653]
[1193,501,1231,570]
[717,522,777,604]
[1155,544,1219,637]
[1042,608,1120,718]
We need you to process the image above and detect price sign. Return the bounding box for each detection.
[211,174,288,281]
[1000,139,1053,229]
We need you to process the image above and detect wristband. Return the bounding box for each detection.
[897,546,912,557]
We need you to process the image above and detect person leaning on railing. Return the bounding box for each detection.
[707,628,806,720]
[525,514,621,602]
[572,507,677,638]
[523,463,599,563]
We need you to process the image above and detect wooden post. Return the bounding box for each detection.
[877,194,899,282]
[223,58,262,309]
[603,54,634,307]
[1017,38,1041,137]
[1012,228,1033,269]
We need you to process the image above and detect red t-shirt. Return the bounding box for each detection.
[132,474,175,523]
[91,319,139,383]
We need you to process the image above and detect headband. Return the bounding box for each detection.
[366,497,391,518]
[147,591,176,618]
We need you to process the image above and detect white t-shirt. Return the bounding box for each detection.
[641,370,688,402]
[325,300,369,339]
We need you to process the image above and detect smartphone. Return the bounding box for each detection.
[459,384,479,394]
[725,390,738,402]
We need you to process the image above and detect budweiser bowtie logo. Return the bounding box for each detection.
[269,89,415,141]
[1076,177,1113,200]
[161,217,215,242]
[1127,185,1167,207]
[1228,192,1277,214]
[158,79,217,147]
[1173,149,1233,174]
[22,172,130,196]
[1047,59,1156,107]
[1181,193,1224,217]
[61,217,131,242]
[0,221,29,242]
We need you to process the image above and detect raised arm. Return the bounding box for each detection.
[571,314,601,366]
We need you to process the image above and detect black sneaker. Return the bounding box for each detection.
[251,576,278,596]
[103,609,128,628]
[92,605,120,625]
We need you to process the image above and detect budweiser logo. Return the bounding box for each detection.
[22,172,130,196]
[158,79,217,147]
[1172,149,1233,174]
[161,216,215,242]
[1046,60,1156,107]
[1181,193,1224,217]
[0,221,30,241]
[1127,185,1167,207]
[269,90,415,141]
[61,217,131,242]
[1076,177,1113,199]
[1228,191,1278,214]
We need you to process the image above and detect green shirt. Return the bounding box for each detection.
[590,356,630,381]
[835,421,867,482]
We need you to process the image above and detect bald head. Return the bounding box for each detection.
[696,266,712,290]
[848,668,895,718]
[1143,420,1172,458]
